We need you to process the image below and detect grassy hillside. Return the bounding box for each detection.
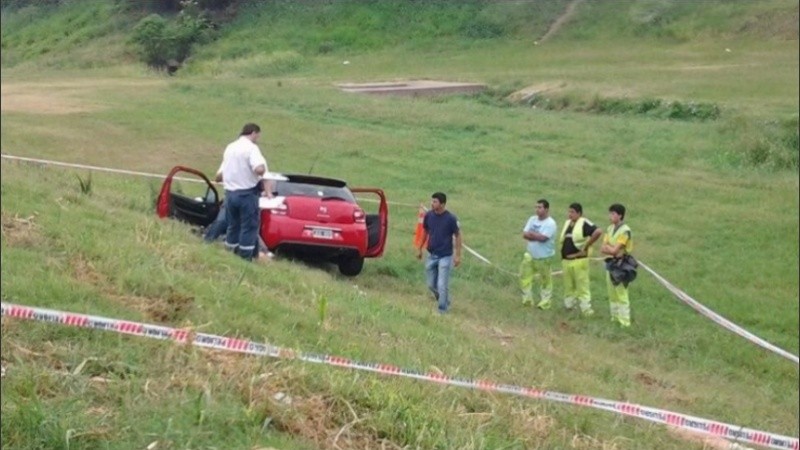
[0,1,134,70]
[557,0,799,42]
[1,1,798,449]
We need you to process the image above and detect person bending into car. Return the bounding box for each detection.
[215,123,270,261]
[416,192,462,314]
[203,203,271,260]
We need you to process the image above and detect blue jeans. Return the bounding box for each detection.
[426,254,453,312]
[224,188,259,260]
[205,202,266,259]
[204,203,229,242]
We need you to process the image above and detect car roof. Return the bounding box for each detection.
[282,174,348,188]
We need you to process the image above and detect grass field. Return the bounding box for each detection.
[1,1,798,449]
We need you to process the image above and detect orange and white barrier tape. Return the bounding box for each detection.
[1,302,797,450]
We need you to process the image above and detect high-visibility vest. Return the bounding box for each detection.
[559,217,592,255]
[604,223,633,254]
[413,206,428,249]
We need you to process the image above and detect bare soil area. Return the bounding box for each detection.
[0,79,163,114]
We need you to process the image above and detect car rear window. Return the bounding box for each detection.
[275,181,356,203]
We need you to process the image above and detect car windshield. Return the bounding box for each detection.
[275,181,356,203]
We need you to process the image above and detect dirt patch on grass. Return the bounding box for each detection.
[1,83,101,114]
[71,255,109,286]
[0,212,41,247]
[0,79,164,115]
[110,291,194,323]
[668,427,739,450]
[180,352,400,449]
[70,255,194,323]
[539,0,585,43]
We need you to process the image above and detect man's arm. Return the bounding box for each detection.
[601,231,628,257]
[453,231,462,267]
[601,242,624,257]
[261,178,274,198]
[215,160,224,183]
[523,230,550,242]
[582,228,603,252]
[250,147,268,177]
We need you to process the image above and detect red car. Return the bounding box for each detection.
[156,166,388,276]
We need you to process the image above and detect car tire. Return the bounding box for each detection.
[337,256,364,276]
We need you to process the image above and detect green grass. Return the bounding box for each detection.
[0,1,134,70]
[1,1,799,449]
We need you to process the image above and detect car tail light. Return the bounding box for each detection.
[353,208,366,224]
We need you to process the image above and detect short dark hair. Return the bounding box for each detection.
[240,123,261,136]
[609,203,626,220]
[569,202,583,214]
[537,199,549,210]
[432,192,447,204]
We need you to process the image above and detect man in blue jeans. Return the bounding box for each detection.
[203,202,271,260]
[416,192,462,314]
[215,123,269,261]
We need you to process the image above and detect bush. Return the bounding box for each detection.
[575,95,720,121]
[459,17,506,39]
[130,14,172,67]
[129,1,215,69]
[720,116,799,171]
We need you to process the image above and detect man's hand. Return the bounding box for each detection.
[454,255,461,267]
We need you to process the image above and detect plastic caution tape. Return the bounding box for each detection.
[639,261,799,365]
[0,153,207,185]
[1,302,797,450]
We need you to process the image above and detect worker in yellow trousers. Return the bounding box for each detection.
[556,203,603,314]
[601,203,634,327]
[519,199,557,308]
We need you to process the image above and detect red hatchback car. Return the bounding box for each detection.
[157,166,388,276]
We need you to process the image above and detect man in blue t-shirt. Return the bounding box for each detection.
[416,192,462,314]
[519,199,558,308]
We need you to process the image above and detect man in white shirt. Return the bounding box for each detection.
[215,123,268,260]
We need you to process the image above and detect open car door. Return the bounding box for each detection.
[350,188,388,258]
[156,166,221,228]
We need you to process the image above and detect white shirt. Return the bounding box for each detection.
[217,136,267,191]
[523,216,557,259]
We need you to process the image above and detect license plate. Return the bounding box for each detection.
[312,229,333,239]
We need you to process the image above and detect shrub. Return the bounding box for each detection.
[130,14,172,67]
[459,17,506,39]
[129,1,215,69]
[720,115,799,171]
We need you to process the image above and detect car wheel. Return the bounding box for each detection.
[337,256,364,276]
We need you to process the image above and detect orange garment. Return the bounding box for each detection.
[413,205,428,249]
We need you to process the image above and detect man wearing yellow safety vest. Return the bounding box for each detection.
[601,203,634,327]
[553,203,603,314]
[519,199,558,308]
